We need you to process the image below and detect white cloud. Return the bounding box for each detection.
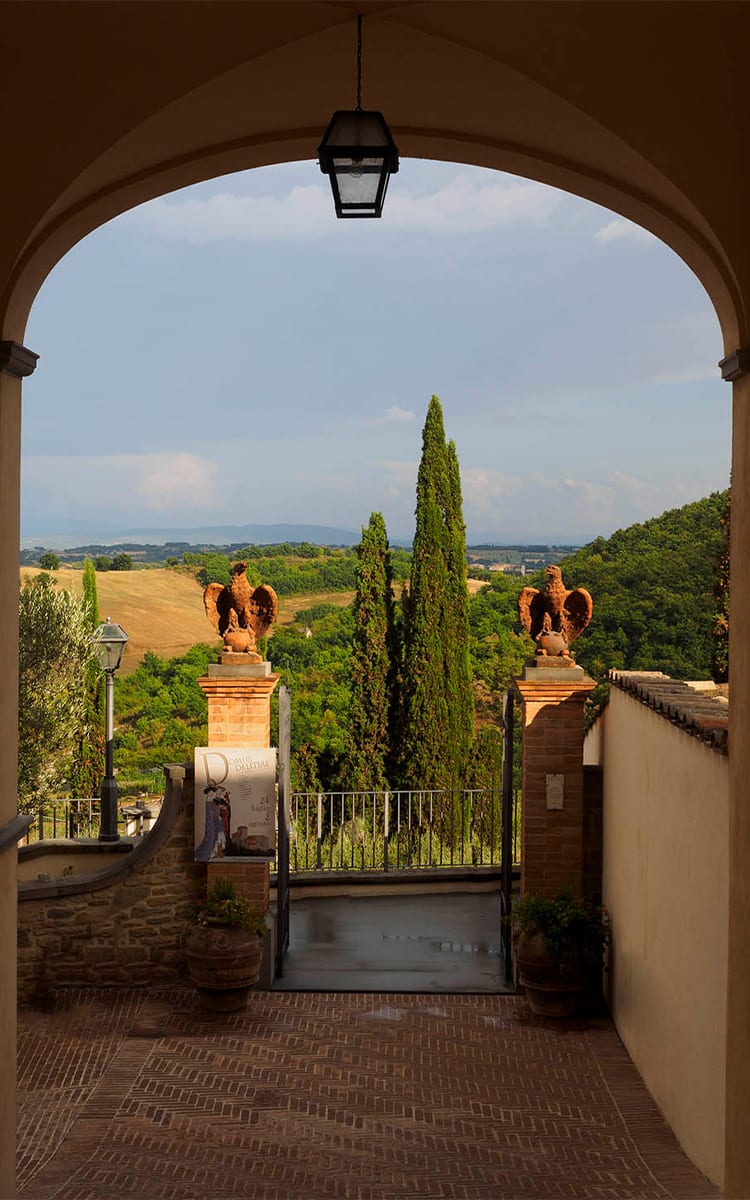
[128,172,562,244]
[354,406,417,429]
[23,452,221,515]
[378,460,418,500]
[594,218,655,245]
[461,467,520,518]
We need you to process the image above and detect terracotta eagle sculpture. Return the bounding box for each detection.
[518,564,593,658]
[203,562,278,657]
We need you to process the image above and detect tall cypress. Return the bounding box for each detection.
[444,439,474,788]
[68,558,105,800]
[399,397,473,793]
[344,512,396,791]
[82,556,100,627]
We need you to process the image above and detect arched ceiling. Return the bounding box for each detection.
[2,1,749,347]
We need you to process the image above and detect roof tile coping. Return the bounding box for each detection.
[609,670,728,754]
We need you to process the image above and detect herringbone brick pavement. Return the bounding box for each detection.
[17,989,720,1200]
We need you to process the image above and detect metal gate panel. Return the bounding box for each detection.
[276,684,291,977]
[500,689,515,984]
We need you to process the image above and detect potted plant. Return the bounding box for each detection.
[511,888,610,1017]
[185,877,267,1012]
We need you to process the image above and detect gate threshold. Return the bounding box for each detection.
[271,889,514,995]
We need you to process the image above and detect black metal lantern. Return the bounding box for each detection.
[318,16,399,218]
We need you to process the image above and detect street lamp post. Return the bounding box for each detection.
[93,617,129,842]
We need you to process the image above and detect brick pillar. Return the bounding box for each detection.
[196,662,280,748]
[196,662,280,925]
[515,663,597,898]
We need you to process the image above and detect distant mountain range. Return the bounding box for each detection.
[21,519,587,551]
[20,521,367,551]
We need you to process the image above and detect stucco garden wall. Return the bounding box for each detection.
[17,766,202,1005]
[584,675,729,1187]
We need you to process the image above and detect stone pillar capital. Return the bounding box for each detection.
[0,340,38,379]
[720,348,750,381]
[515,672,598,706]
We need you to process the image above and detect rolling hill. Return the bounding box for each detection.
[19,567,358,672]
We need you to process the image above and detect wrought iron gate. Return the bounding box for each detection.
[500,689,515,984]
[275,684,291,977]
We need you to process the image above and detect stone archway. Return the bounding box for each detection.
[3,5,750,1195]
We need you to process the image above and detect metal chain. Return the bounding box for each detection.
[356,13,363,110]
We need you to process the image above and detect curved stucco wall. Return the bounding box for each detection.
[594,687,728,1187]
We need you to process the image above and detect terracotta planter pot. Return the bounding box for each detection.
[185,923,263,1012]
[515,934,585,1018]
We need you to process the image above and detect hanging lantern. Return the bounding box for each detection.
[318,16,399,218]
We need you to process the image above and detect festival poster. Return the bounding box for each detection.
[194,746,277,862]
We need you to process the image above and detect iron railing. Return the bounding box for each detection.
[287,787,520,873]
[23,799,102,843]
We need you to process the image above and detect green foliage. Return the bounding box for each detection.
[81,558,100,627]
[196,554,233,588]
[443,438,474,785]
[18,575,98,812]
[94,555,112,572]
[68,559,105,798]
[465,726,504,790]
[547,491,728,681]
[343,513,397,791]
[469,574,533,721]
[399,397,474,791]
[110,552,133,571]
[712,488,730,683]
[185,548,359,596]
[195,878,266,934]
[114,643,217,789]
[39,551,60,570]
[511,888,610,974]
[269,607,353,788]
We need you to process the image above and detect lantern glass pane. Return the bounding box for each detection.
[93,621,129,671]
[335,161,384,208]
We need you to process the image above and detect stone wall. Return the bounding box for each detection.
[18,765,203,1005]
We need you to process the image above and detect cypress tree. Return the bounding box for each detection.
[82,557,100,627]
[68,558,105,801]
[344,512,396,791]
[399,397,473,794]
[444,439,474,787]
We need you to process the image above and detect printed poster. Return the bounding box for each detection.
[194,746,277,862]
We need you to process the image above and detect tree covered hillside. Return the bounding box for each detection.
[552,490,727,680]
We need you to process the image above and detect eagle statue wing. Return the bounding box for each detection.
[203,582,233,636]
[518,587,549,639]
[518,586,538,635]
[247,584,278,639]
[562,587,593,644]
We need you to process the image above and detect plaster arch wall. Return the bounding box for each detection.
[3,4,750,1197]
[0,4,746,349]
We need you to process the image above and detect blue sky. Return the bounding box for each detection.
[22,159,730,545]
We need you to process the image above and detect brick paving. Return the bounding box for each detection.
[18,989,720,1200]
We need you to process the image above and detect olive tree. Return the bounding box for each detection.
[18,575,98,813]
